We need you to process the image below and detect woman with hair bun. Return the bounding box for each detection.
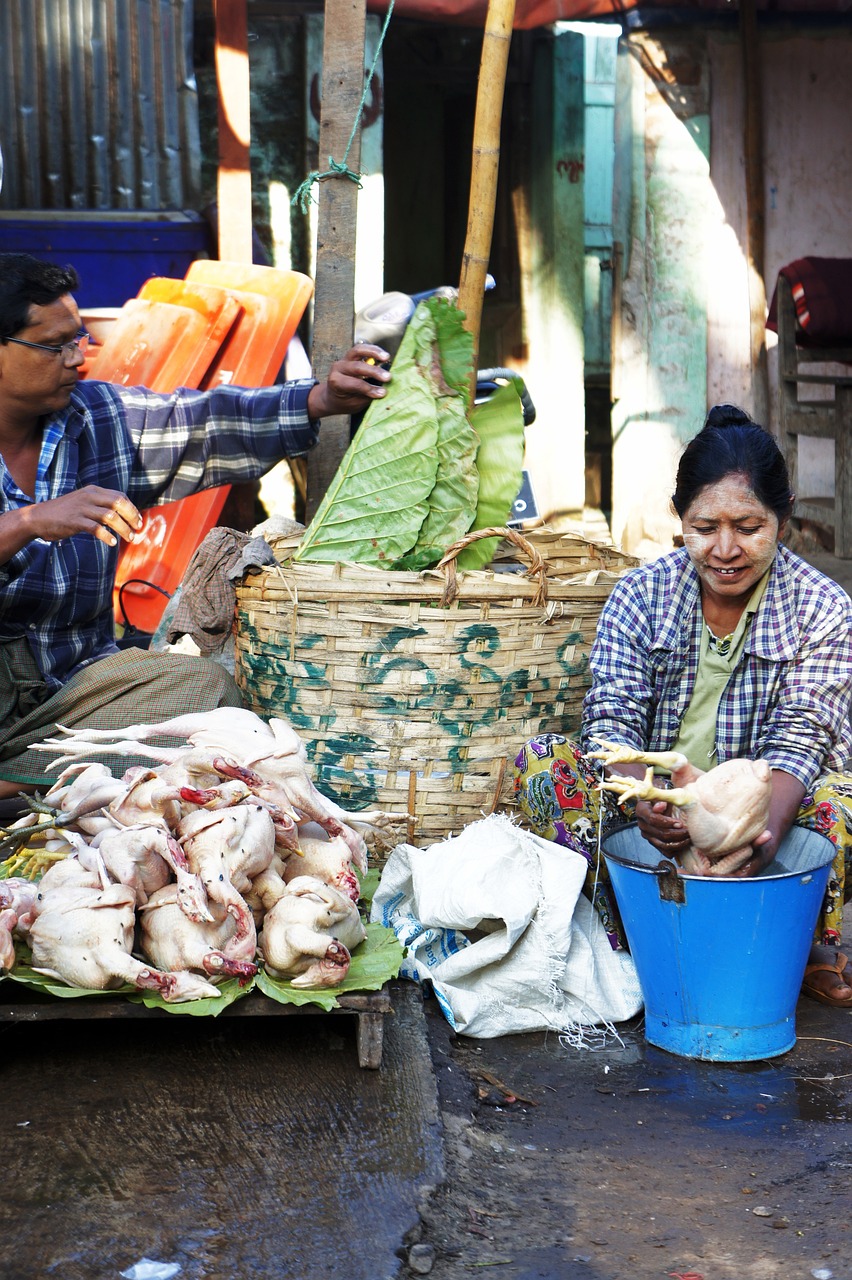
[515,405,852,1008]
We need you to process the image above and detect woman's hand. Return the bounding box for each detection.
[731,827,778,877]
[306,343,391,419]
[635,798,692,856]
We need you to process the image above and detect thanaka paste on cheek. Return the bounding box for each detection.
[680,475,780,590]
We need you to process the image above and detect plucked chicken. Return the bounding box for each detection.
[139,884,258,980]
[283,833,360,903]
[589,741,772,875]
[258,875,367,987]
[0,878,40,970]
[25,863,220,1002]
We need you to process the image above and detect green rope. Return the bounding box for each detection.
[292,0,395,215]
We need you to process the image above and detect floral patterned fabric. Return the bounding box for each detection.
[513,734,851,951]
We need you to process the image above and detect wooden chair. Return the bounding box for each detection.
[776,274,852,557]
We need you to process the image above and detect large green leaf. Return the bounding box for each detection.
[394,297,479,569]
[294,304,444,566]
[455,379,526,570]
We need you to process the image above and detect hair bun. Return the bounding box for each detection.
[705,403,756,429]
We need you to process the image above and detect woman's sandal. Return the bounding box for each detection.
[802,951,852,1008]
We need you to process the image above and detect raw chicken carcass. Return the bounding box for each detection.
[246,853,290,922]
[43,762,130,833]
[178,803,276,895]
[27,876,220,1002]
[176,804,276,954]
[0,878,40,970]
[258,875,367,987]
[283,833,360,903]
[31,710,402,859]
[139,884,258,981]
[590,741,772,875]
[107,769,186,831]
[93,822,179,905]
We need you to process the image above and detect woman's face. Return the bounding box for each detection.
[680,473,783,606]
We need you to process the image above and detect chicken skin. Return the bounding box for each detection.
[258,875,366,987]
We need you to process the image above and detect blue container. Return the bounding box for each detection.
[0,210,211,308]
[602,825,835,1062]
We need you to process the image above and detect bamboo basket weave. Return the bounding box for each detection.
[234,526,636,849]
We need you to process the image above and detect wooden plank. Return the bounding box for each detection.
[306,0,368,521]
[0,985,394,1065]
[214,0,253,264]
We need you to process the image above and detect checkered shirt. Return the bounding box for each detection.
[0,378,318,688]
[581,545,852,789]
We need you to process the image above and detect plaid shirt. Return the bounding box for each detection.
[581,545,852,789]
[0,378,318,688]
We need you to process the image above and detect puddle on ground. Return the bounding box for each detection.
[623,1045,852,1129]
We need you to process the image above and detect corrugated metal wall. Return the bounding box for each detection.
[0,0,201,210]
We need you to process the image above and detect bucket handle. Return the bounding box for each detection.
[435,526,547,608]
[656,859,686,903]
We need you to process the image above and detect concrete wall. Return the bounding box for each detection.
[611,32,711,558]
[611,24,852,558]
[707,27,852,503]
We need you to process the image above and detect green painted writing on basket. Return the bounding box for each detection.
[236,611,591,807]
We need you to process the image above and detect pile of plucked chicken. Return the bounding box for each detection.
[0,709,402,1004]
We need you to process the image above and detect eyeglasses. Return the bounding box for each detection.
[4,331,90,362]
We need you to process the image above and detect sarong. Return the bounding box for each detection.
[0,641,244,788]
[514,734,852,950]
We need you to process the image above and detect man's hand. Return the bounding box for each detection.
[306,343,391,420]
[21,487,144,548]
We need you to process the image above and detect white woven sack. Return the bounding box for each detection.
[371,813,642,1038]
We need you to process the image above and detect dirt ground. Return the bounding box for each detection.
[412,990,852,1280]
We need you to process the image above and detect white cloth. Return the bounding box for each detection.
[371,813,642,1038]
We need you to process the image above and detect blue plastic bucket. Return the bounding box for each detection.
[602,825,836,1061]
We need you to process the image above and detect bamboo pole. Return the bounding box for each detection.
[457,0,516,395]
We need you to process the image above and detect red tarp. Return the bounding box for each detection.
[367,0,849,26]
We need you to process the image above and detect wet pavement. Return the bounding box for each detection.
[0,982,442,1280]
[2,975,849,1280]
[420,990,852,1279]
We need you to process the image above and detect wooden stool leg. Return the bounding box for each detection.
[355,1011,385,1069]
[835,385,852,558]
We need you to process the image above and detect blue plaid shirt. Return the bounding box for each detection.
[581,545,852,789]
[0,378,318,688]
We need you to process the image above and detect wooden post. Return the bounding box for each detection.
[740,0,769,427]
[213,0,253,263]
[457,0,517,397]
[306,0,368,522]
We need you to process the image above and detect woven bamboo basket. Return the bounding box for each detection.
[234,526,636,849]
[492,524,638,577]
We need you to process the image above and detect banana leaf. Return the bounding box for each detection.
[455,379,526,570]
[294,302,447,567]
[394,299,479,569]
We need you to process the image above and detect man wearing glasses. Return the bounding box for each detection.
[0,252,390,800]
